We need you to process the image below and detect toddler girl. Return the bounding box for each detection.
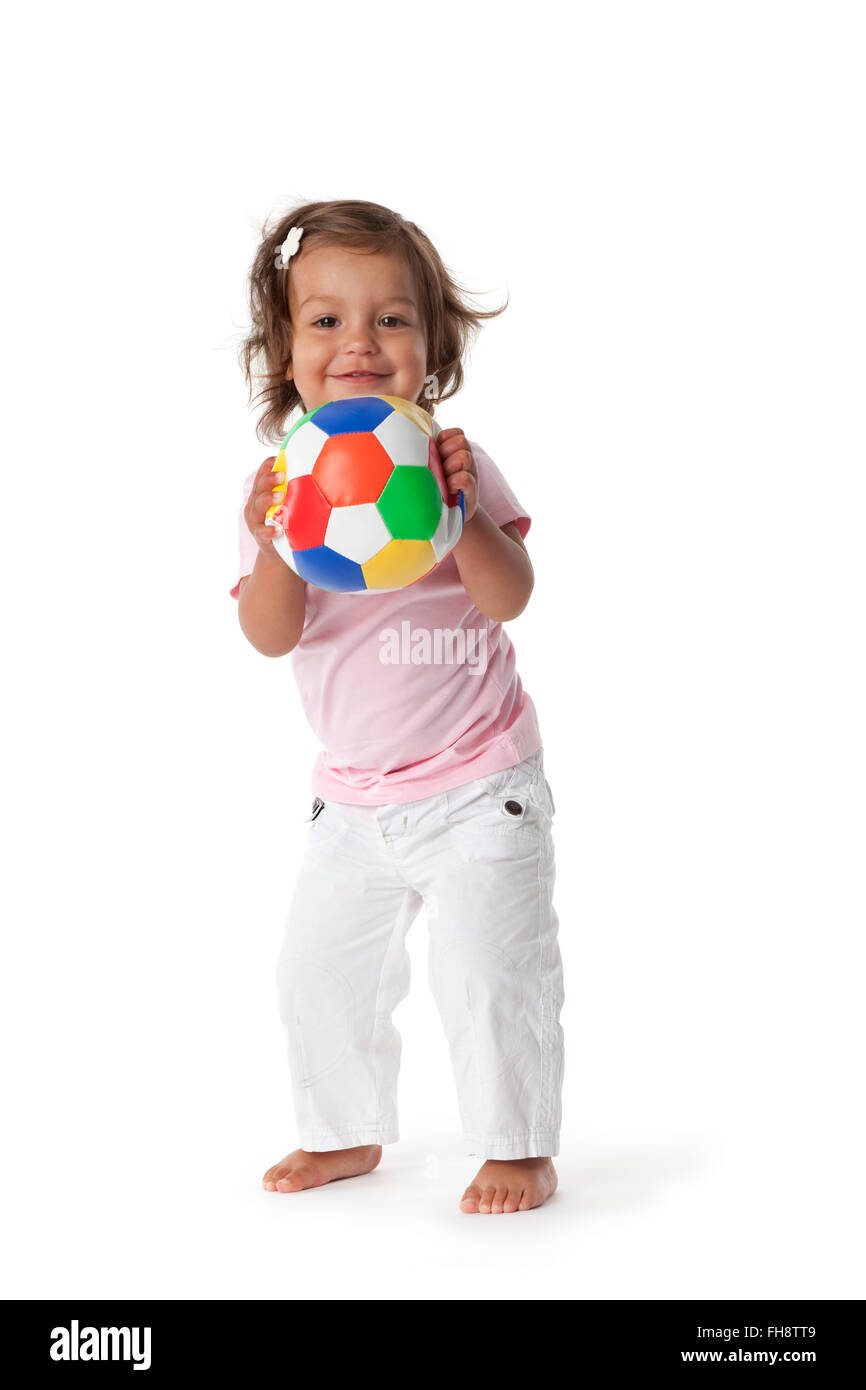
[230,200,564,1215]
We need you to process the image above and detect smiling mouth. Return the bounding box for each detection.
[335,372,386,379]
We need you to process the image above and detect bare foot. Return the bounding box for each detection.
[262,1145,382,1193]
[459,1156,558,1213]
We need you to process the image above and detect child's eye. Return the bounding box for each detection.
[312,316,406,328]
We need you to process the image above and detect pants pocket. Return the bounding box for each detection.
[303,797,344,847]
[538,776,556,819]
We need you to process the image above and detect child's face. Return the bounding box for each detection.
[285,245,429,412]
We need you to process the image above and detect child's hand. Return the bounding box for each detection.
[244,456,288,556]
[436,429,478,524]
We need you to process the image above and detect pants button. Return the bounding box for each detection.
[505,799,524,816]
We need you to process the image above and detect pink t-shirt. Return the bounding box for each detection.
[230,440,543,805]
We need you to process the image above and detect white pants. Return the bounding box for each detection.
[275,749,564,1160]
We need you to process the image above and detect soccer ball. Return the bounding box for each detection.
[264,395,465,594]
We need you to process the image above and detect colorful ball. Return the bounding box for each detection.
[264,395,465,594]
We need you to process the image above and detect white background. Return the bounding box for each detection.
[2,0,864,1300]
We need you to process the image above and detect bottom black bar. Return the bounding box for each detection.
[3,1295,861,1373]
[2,1299,863,1374]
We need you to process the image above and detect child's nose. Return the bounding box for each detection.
[340,323,379,351]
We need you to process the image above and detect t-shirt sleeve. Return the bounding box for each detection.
[469,440,532,539]
[229,470,260,600]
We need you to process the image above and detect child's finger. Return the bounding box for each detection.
[257,471,285,491]
[260,474,286,496]
[252,486,285,518]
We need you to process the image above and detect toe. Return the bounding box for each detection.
[275,1165,313,1192]
[478,1185,497,1214]
[502,1189,521,1214]
[459,1185,481,1213]
[263,1159,290,1184]
[491,1187,507,1214]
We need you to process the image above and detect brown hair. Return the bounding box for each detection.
[237,198,508,446]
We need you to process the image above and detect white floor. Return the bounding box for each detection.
[5,948,863,1301]
[4,1119,861,1301]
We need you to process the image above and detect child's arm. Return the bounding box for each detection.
[437,428,534,622]
[237,550,306,656]
[235,457,307,656]
[450,507,534,622]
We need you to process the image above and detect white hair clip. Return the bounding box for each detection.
[275,225,304,269]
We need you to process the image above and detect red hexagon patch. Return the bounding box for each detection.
[284,474,331,550]
[313,434,394,507]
